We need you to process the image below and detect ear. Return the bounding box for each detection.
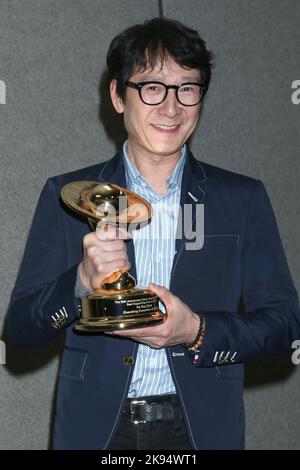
[110,79,124,114]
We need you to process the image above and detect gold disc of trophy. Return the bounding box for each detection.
[61,181,166,332]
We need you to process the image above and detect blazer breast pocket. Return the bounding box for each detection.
[59,347,88,382]
[215,364,244,380]
[202,233,240,248]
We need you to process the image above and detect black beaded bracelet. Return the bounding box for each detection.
[183,314,204,349]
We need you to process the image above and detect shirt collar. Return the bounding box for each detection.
[122,140,187,191]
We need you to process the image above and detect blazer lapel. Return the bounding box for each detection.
[170,151,207,288]
[98,150,127,187]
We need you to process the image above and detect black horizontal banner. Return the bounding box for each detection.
[0,450,297,464]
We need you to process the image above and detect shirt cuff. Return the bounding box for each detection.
[75,267,93,298]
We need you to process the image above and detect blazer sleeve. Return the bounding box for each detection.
[196,181,300,367]
[7,178,81,350]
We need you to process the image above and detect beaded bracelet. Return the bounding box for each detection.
[189,325,206,353]
[183,314,205,352]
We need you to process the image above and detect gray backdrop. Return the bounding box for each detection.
[0,0,299,449]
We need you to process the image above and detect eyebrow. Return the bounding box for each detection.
[138,76,201,83]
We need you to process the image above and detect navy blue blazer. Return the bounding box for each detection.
[7,150,300,450]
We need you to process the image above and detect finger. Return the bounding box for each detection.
[96,224,132,241]
[101,242,127,252]
[95,259,131,275]
[88,241,125,257]
[110,328,148,337]
[100,250,128,264]
[110,322,166,337]
[148,283,173,306]
[117,226,133,240]
[95,224,119,241]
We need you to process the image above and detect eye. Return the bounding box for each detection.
[143,83,164,94]
[180,85,196,93]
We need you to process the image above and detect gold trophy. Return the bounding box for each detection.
[61,181,165,332]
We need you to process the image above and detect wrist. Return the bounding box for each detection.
[183,313,205,352]
[78,262,92,290]
[75,265,93,298]
[185,312,200,344]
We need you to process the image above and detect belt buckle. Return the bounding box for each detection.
[130,400,147,424]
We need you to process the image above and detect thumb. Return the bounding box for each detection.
[148,283,173,308]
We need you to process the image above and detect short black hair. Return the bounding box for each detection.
[106,17,213,100]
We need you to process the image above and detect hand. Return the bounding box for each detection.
[78,224,132,290]
[107,283,200,349]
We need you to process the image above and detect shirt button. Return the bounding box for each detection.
[123,356,134,367]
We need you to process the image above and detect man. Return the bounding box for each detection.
[7,17,300,450]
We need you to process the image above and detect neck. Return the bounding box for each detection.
[126,144,182,196]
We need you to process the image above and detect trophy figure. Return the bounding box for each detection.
[61,181,166,332]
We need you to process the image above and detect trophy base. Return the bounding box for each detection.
[74,311,165,332]
[74,287,165,332]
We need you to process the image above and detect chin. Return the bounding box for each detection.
[152,145,183,156]
[149,139,183,153]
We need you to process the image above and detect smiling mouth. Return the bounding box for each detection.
[151,124,181,132]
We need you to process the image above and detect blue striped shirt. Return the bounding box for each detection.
[123,141,186,398]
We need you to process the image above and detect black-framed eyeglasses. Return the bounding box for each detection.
[125,80,207,106]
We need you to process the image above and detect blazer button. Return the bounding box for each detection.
[123,356,134,367]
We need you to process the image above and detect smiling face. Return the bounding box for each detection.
[110,57,201,163]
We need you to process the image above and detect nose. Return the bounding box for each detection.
[158,89,181,118]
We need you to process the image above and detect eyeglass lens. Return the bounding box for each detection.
[140,83,202,105]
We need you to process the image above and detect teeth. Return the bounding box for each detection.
[154,124,178,130]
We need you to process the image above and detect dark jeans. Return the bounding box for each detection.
[109,395,193,450]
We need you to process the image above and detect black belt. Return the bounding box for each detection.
[124,394,181,424]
